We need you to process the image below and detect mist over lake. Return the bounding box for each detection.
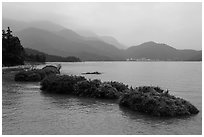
[3,62,201,135]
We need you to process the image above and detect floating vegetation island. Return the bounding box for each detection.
[40,74,199,117]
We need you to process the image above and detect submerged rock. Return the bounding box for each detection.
[119,86,199,117]
[81,71,102,75]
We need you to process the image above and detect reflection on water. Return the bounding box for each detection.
[3,62,202,135]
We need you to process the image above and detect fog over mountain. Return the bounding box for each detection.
[2,3,202,61]
[3,2,202,50]
[6,19,124,61]
[2,18,201,61]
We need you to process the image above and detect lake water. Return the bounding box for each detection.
[2,62,202,134]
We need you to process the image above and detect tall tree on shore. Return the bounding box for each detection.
[2,27,25,66]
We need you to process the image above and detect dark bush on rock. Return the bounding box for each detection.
[104,81,129,94]
[40,75,86,94]
[15,69,48,82]
[39,74,199,117]
[41,75,121,99]
[119,86,199,117]
[15,65,61,82]
[36,69,47,80]
[73,79,102,97]
[98,83,120,99]
[74,79,120,99]
[15,70,41,82]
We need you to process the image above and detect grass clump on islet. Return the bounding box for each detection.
[74,79,121,99]
[41,75,129,99]
[15,69,45,82]
[119,86,199,117]
[40,75,86,94]
[40,75,199,117]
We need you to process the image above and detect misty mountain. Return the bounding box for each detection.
[24,48,81,62]
[75,30,126,49]
[2,18,28,31]
[125,41,201,61]
[100,36,126,49]
[3,18,126,50]
[16,27,124,61]
[57,28,125,60]
[75,30,99,38]
[75,31,126,49]
[3,18,66,32]
[3,19,201,61]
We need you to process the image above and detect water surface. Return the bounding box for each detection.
[3,62,202,134]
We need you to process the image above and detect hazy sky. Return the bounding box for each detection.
[2,2,202,50]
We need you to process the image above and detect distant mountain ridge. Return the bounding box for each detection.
[125,41,201,61]
[3,18,202,61]
[24,48,81,62]
[16,27,124,61]
[75,30,127,49]
[3,18,126,49]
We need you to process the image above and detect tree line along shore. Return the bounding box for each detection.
[2,27,81,67]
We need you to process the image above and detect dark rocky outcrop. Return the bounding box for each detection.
[15,65,61,82]
[119,86,199,117]
[41,64,61,75]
